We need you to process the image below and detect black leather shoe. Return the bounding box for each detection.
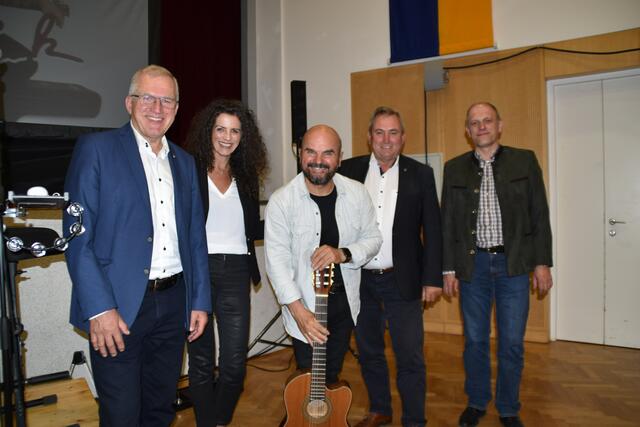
[458,407,486,427]
[499,416,524,427]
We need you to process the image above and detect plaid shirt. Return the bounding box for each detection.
[475,151,503,248]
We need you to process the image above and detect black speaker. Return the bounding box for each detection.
[290,80,306,171]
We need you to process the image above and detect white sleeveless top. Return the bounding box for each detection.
[205,177,248,254]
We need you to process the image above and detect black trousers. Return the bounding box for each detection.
[187,254,251,426]
[91,278,186,427]
[355,270,426,427]
[292,288,354,384]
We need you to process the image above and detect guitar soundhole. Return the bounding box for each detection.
[304,397,332,422]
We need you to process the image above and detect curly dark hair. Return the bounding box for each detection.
[185,99,268,199]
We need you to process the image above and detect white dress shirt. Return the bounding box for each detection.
[363,154,399,270]
[132,123,182,279]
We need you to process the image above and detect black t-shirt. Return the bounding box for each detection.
[309,187,345,285]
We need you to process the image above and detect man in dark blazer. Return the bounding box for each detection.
[339,106,442,427]
[64,65,211,427]
[441,102,553,427]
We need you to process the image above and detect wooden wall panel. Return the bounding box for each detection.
[544,29,640,78]
[351,28,640,343]
[350,64,425,156]
[433,49,547,160]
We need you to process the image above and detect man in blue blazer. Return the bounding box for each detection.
[64,65,211,427]
[339,107,442,427]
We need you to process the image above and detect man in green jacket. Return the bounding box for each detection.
[441,102,553,427]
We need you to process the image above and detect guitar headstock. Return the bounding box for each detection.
[312,263,335,296]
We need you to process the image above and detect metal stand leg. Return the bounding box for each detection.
[0,217,27,426]
[247,311,291,355]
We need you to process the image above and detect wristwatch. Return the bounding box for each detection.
[340,247,352,263]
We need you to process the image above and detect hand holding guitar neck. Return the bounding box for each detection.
[311,245,345,271]
[288,299,329,344]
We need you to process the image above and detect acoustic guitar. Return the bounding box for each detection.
[282,264,352,426]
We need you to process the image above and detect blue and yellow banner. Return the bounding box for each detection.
[390,0,494,63]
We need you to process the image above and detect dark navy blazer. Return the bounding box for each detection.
[339,154,443,300]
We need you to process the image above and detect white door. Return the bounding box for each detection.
[549,68,640,348]
[602,74,640,347]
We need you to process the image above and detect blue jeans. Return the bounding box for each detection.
[460,251,529,417]
[355,270,426,427]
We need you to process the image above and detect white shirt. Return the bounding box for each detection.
[264,173,382,342]
[205,178,248,254]
[363,154,399,270]
[131,123,182,279]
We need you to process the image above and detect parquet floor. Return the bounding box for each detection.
[24,378,99,426]
[172,332,640,426]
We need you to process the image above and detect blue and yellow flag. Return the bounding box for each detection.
[390,0,494,63]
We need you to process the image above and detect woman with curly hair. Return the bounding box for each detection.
[185,99,268,426]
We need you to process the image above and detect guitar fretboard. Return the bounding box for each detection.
[310,293,328,401]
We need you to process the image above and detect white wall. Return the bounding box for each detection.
[493,0,640,50]
[281,0,390,174]
[249,0,285,197]
[253,0,640,191]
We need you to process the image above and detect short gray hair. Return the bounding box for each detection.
[128,65,179,101]
[368,106,405,134]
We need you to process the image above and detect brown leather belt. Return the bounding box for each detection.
[476,245,505,254]
[147,272,182,292]
[363,267,394,275]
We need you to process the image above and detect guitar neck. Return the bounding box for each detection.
[310,293,328,400]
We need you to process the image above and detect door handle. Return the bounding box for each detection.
[609,218,626,225]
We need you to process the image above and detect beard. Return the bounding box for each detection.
[302,162,336,186]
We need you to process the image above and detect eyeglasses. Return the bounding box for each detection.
[130,94,178,109]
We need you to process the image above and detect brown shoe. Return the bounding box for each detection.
[355,412,393,427]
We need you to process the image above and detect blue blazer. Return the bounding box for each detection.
[64,123,211,332]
